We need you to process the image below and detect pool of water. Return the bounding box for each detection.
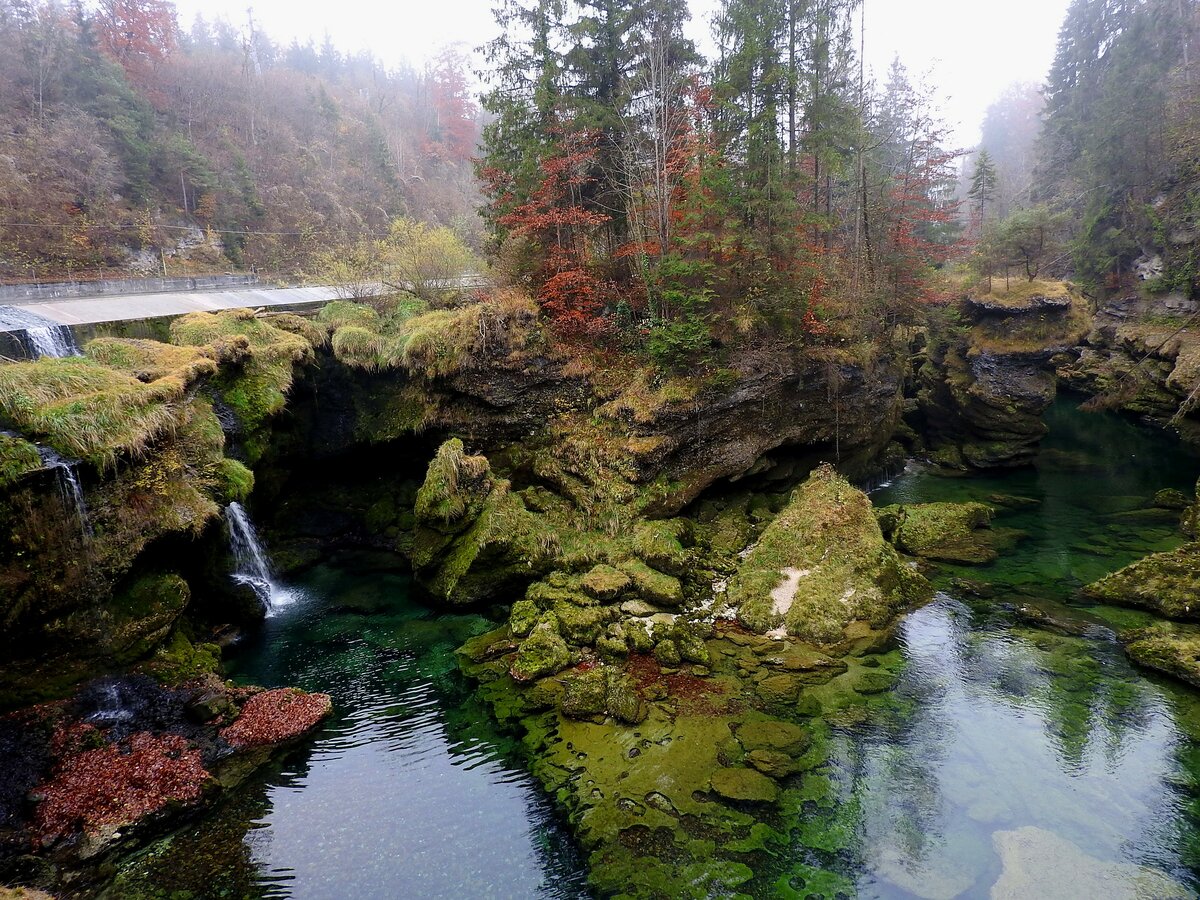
[106,555,591,899]
[833,400,1200,897]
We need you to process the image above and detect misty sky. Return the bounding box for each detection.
[173,0,1071,145]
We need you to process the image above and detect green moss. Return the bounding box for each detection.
[710,767,778,803]
[512,619,572,682]
[729,464,930,643]
[316,301,381,329]
[0,432,41,487]
[560,667,608,718]
[1124,628,1200,688]
[619,559,684,607]
[1082,543,1200,619]
[580,564,632,600]
[876,501,998,564]
[141,630,221,685]
[213,457,255,503]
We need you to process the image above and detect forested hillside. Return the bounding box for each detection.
[0,0,481,280]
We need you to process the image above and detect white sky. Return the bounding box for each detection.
[173,0,1070,145]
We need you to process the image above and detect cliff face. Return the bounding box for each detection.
[0,304,907,707]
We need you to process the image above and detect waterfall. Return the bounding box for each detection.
[226,501,295,612]
[36,445,91,536]
[0,305,80,359]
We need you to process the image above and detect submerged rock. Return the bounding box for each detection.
[1081,542,1200,620]
[709,767,778,803]
[1123,628,1200,688]
[729,465,930,643]
[990,826,1190,899]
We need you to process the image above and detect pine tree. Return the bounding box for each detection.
[968,148,998,226]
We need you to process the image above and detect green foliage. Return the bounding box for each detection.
[646,317,715,372]
[0,432,42,487]
[213,457,255,504]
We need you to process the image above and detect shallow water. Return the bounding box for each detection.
[110,400,1200,899]
[833,401,1200,897]
[108,556,590,899]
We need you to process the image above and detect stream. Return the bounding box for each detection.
[108,399,1200,899]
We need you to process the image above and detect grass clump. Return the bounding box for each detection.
[331,326,391,371]
[171,309,313,457]
[729,464,929,643]
[970,278,1072,307]
[0,431,41,487]
[85,338,217,383]
[0,357,187,468]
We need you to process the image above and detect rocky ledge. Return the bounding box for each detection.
[0,673,331,896]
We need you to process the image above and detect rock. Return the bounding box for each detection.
[560,668,608,719]
[710,767,778,803]
[674,626,711,666]
[581,564,632,600]
[746,748,799,778]
[852,669,898,694]
[876,501,999,564]
[729,465,930,643]
[756,673,802,705]
[736,720,810,756]
[985,493,1041,510]
[1153,488,1192,510]
[1081,542,1200,620]
[620,559,684,607]
[1123,629,1200,688]
[990,826,1191,899]
[509,599,540,637]
[219,688,333,747]
[551,600,614,644]
[605,668,647,724]
[596,624,630,660]
[653,639,682,667]
[620,598,660,617]
[511,620,572,682]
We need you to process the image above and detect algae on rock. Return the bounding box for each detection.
[1081,542,1200,620]
[729,464,930,643]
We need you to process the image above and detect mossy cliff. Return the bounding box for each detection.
[0,311,316,706]
[1058,291,1200,446]
[913,282,1090,468]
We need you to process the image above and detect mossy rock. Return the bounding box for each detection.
[746,749,800,779]
[560,667,608,719]
[876,501,997,564]
[140,631,221,685]
[653,638,682,666]
[853,668,898,695]
[730,465,930,643]
[1154,488,1192,510]
[619,559,684,607]
[551,600,615,644]
[757,673,803,705]
[1123,629,1200,688]
[710,767,778,803]
[509,599,540,637]
[511,620,571,682]
[605,667,647,723]
[1081,543,1200,620]
[213,457,255,504]
[736,720,810,756]
[0,432,42,488]
[581,564,632,600]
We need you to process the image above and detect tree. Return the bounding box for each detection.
[381,218,478,301]
[94,0,178,81]
[986,205,1067,283]
[967,148,998,227]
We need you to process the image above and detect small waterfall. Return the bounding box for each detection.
[0,305,80,359]
[226,501,295,612]
[37,445,91,536]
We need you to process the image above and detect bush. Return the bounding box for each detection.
[646,317,714,372]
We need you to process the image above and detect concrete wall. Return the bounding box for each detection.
[0,274,258,303]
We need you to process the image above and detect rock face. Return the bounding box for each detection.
[1058,292,1200,447]
[916,282,1088,468]
[876,501,1000,564]
[990,826,1190,899]
[729,465,930,643]
[1081,542,1200,619]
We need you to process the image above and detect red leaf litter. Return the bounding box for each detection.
[34,733,208,845]
[219,689,332,748]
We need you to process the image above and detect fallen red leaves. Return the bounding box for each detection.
[34,732,208,845]
[219,689,332,748]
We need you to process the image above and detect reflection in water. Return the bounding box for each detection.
[843,596,1199,898]
[841,399,1200,898]
[108,557,589,899]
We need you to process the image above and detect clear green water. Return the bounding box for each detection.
[110,400,1200,899]
[828,400,1200,897]
[107,554,591,899]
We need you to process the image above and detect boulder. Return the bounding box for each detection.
[710,767,778,803]
[1081,542,1200,620]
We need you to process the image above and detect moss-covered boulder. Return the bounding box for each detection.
[876,501,999,564]
[1081,542,1200,620]
[1184,479,1199,538]
[412,439,558,605]
[559,667,608,719]
[511,619,572,682]
[729,465,930,643]
[1123,629,1200,688]
[710,767,778,803]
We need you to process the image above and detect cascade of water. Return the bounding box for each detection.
[36,445,91,536]
[226,501,294,612]
[0,306,80,358]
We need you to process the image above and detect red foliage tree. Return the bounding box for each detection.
[425,48,479,164]
[95,0,178,81]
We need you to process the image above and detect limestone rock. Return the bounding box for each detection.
[990,826,1190,899]
[1081,542,1200,620]
[710,767,778,803]
[736,720,810,756]
[511,620,571,682]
